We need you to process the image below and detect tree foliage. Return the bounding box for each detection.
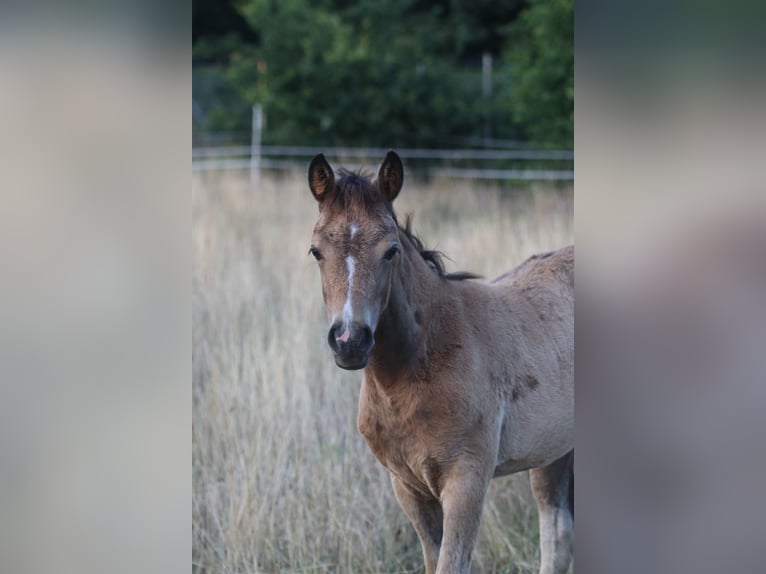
[192,0,573,148]
[504,0,573,147]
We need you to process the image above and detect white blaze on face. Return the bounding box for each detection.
[338,255,356,342]
[350,223,359,239]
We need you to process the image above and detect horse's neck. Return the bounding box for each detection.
[367,237,445,386]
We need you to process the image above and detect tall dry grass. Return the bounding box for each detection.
[192,170,573,573]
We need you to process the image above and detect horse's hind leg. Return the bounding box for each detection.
[530,450,574,574]
[391,475,443,574]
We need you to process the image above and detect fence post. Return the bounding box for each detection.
[482,52,493,148]
[250,104,263,186]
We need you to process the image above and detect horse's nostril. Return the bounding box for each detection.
[359,325,373,348]
[328,321,373,352]
[328,321,343,351]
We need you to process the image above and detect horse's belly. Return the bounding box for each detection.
[494,397,574,475]
[493,442,571,476]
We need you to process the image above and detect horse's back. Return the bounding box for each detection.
[492,244,574,353]
[491,245,574,292]
[483,246,574,353]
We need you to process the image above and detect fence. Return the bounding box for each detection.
[192,145,574,182]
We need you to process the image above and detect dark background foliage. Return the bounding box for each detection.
[192,0,572,148]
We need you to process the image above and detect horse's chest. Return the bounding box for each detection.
[358,405,417,466]
[358,397,443,496]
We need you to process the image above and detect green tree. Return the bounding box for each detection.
[504,0,573,148]
[192,0,573,148]
[223,0,485,146]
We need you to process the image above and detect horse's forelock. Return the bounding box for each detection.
[329,169,386,213]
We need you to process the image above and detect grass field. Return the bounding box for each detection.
[192,170,573,573]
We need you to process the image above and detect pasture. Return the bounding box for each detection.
[192,169,573,573]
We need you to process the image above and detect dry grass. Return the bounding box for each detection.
[192,170,573,574]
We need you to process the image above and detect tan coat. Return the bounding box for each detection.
[309,151,574,574]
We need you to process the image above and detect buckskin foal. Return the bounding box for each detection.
[307,151,574,574]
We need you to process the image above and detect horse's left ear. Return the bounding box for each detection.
[377,150,404,202]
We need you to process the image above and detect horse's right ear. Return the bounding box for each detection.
[308,153,335,203]
[378,150,404,202]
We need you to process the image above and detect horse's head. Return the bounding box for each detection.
[307,151,404,370]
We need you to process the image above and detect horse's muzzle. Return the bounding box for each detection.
[328,320,374,370]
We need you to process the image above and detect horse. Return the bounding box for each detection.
[306,151,574,574]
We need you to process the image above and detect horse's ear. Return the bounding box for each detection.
[377,150,404,202]
[308,153,335,203]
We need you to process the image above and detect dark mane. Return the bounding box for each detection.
[332,169,480,281]
[396,214,481,281]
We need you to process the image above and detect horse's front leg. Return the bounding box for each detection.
[435,461,492,574]
[391,475,443,574]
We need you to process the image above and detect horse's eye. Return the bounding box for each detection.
[383,245,400,261]
[309,246,323,261]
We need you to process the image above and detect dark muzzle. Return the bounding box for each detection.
[328,320,374,370]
